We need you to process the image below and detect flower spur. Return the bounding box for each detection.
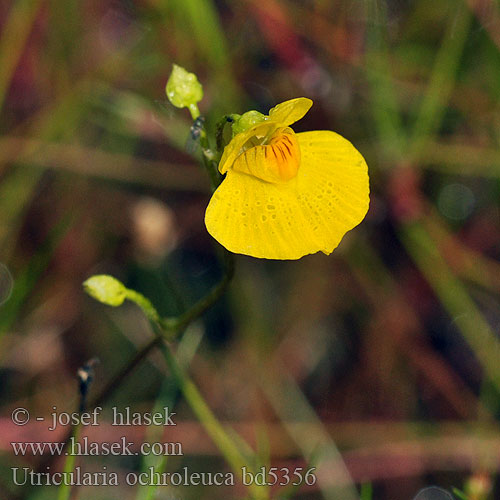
[205,98,370,260]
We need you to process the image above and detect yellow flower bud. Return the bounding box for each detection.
[166,64,203,117]
[83,275,127,307]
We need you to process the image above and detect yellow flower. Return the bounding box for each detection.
[205,98,370,260]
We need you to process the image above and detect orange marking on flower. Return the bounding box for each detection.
[232,128,300,183]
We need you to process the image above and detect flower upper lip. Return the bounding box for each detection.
[220,97,313,176]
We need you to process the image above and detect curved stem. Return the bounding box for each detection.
[92,249,234,406]
[29,250,236,497]
[158,338,268,500]
[174,250,234,331]
[124,289,160,323]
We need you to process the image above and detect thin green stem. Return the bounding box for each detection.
[91,250,234,407]
[33,249,236,486]
[202,154,221,192]
[175,250,234,331]
[92,335,165,407]
[193,117,222,191]
[92,250,266,498]
[215,114,239,153]
[56,424,81,500]
[158,340,243,466]
[188,103,200,120]
[157,335,267,500]
[125,289,160,323]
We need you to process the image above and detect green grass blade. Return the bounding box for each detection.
[364,0,406,157]
[410,1,472,157]
[400,221,500,393]
[0,0,44,112]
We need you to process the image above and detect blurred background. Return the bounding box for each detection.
[1,0,500,499]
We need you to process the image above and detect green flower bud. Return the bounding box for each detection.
[232,110,267,135]
[166,64,203,115]
[83,275,127,307]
